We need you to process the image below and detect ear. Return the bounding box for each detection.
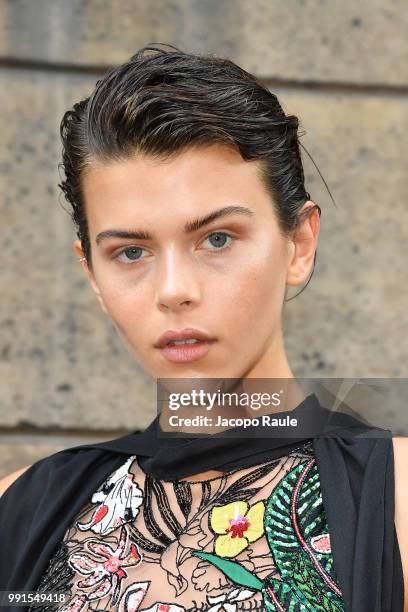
[285,201,320,287]
[72,239,109,315]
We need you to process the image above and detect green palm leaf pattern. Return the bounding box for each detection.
[262,458,345,611]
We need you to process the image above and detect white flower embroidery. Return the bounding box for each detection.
[118,580,151,612]
[206,587,256,611]
[77,455,143,535]
[141,604,186,612]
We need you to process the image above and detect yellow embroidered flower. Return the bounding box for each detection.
[210,500,265,558]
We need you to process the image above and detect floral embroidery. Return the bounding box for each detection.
[68,525,142,605]
[30,441,345,612]
[60,581,152,612]
[141,604,186,611]
[210,500,265,557]
[117,580,151,611]
[206,586,257,611]
[76,455,143,536]
[60,593,87,612]
[194,458,345,610]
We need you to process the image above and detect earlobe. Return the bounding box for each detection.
[73,239,93,282]
[285,234,308,287]
[72,239,109,316]
[73,239,86,264]
[286,242,316,287]
[285,204,320,287]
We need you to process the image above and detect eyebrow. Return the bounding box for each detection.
[95,205,255,245]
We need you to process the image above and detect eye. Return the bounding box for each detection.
[113,246,147,264]
[112,231,235,265]
[202,231,234,251]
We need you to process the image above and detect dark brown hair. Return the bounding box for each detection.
[59,43,333,299]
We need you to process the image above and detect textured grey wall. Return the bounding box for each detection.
[1,0,407,475]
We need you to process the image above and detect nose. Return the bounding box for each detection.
[155,248,201,311]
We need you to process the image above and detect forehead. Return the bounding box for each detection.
[81,143,271,230]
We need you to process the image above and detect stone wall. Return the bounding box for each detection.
[1,0,407,477]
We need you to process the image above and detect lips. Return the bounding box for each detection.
[154,327,216,349]
[157,338,217,363]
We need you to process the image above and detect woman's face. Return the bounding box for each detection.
[75,143,319,381]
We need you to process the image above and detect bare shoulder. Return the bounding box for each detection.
[393,436,408,498]
[392,437,408,609]
[0,465,31,497]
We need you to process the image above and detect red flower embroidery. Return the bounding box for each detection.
[68,525,142,605]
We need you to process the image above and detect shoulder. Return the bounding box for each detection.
[0,465,31,497]
[393,436,408,503]
[0,445,123,535]
[0,446,86,497]
[0,444,105,501]
[393,435,408,512]
[0,445,126,508]
[392,437,408,609]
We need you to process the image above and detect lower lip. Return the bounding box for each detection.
[158,340,216,363]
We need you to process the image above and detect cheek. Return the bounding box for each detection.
[99,281,138,314]
[94,276,149,337]
[220,243,286,326]
[102,291,152,365]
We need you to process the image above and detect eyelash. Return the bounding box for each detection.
[112,231,235,264]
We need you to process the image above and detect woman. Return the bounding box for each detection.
[0,44,406,611]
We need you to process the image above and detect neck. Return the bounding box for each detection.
[158,327,303,434]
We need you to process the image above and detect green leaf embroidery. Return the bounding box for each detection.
[191,550,263,591]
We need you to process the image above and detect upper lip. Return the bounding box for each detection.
[154,328,216,348]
